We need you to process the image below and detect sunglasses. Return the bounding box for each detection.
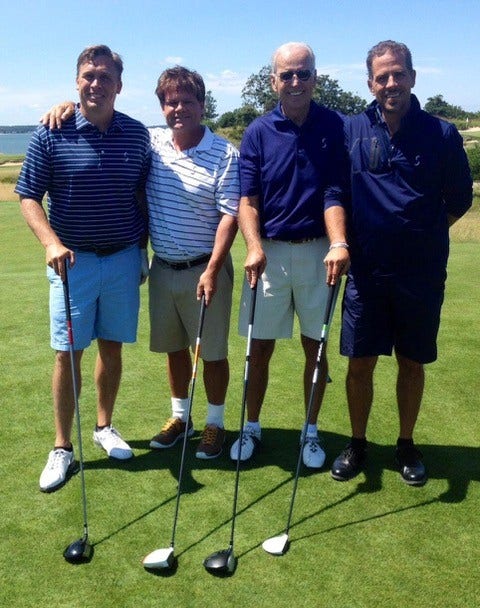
[277,69,313,82]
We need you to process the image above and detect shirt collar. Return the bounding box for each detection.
[272,100,317,128]
[368,94,422,130]
[166,125,213,152]
[74,106,123,133]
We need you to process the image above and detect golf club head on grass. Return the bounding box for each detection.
[142,547,177,571]
[63,537,94,564]
[262,533,290,556]
[203,548,237,576]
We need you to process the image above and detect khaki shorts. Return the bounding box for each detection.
[149,254,233,360]
[238,238,329,340]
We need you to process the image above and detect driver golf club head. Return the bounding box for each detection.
[203,548,237,576]
[262,533,290,556]
[142,547,176,571]
[63,538,94,564]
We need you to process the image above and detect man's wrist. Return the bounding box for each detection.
[329,241,349,251]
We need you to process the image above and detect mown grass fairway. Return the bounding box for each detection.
[1,192,478,607]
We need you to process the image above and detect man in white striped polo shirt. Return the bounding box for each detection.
[147,67,239,459]
[17,45,151,492]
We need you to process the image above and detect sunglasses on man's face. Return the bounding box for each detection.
[277,69,313,82]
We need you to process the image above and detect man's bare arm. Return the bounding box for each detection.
[20,197,74,279]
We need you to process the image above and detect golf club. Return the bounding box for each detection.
[203,282,258,576]
[62,266,94,564]
[262,279,341,556]
[143,295,207,571]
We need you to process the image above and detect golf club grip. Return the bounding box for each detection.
[192,295,207,377]
[248,282,258,327]
[62,270,75,346]
[244,284,258,373]
[323,279,341,329]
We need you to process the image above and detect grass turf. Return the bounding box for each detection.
[0,200,478,608]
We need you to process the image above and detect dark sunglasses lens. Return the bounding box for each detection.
[297,70,311,81]
[279,71,294,82]
[279,70,312,82]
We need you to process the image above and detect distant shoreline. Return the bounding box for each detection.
[0,126,36,134]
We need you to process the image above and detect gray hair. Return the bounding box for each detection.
[271,42,316,73]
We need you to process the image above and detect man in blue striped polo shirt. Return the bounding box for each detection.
[16,45,151,492]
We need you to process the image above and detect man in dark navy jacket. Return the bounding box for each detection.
[324,40,472,486]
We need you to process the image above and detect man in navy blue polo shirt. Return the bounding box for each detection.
[324,40,472,486]
[16,45,151,492]
[230,42,346,468]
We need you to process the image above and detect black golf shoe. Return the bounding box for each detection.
[395,443,427,486]
[331,442,367,481]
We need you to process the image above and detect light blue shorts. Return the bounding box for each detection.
[238,238,330,340]
[48,245,141,351]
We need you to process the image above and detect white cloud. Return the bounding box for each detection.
[164,56,183,65]
[204,70,246,94]
[0,86,76,124]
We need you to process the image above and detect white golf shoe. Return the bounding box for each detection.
[39,448,76,492]
[302,435,326,469]
[93,426,133,460]
[230,424,261,462]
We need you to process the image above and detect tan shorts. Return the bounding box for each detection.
[149,254,233,360]
[238,238,329,340]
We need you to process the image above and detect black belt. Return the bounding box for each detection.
[268,237,319,244]
[156,253,211,271]
[75,243,132,256]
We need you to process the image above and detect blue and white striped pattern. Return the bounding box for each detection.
[16,109,151,248]
[146,127,239,260]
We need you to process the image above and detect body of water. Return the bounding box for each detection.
[0,131,35,155]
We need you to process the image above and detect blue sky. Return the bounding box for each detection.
[1,0,478,125]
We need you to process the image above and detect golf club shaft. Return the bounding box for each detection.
[229,283,258,548]
[62,267,89,541]
[169,294,207,548]
[284,280,341,534]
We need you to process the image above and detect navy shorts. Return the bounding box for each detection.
[340,272,445,364]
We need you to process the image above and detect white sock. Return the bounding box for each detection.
[206,403,225,428]
[246,420,261,432]
[306,423,318,437]
[171,397,189,422]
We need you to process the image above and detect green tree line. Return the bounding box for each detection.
[204,65,480,179]
[205,65,480,134]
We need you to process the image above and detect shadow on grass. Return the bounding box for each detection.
[240,489,441,559]
[84,427,478,555]
[82,427,479,503]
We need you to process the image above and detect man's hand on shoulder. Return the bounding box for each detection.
[40,102,76,130]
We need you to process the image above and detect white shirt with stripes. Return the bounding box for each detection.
[146,126,239,261]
